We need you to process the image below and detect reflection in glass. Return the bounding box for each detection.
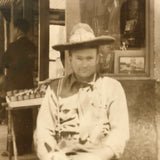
[49,0,65,9]
[79,0,146,74]
[98,44,114,73]
[80,0,145,49]
[49,25,66,79]
[120,0,145,48]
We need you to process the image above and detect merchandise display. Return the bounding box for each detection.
[6,83,48,108]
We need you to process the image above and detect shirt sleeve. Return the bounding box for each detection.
[3,45,12,69]
[35,85,59,160]
[102,81,129,159]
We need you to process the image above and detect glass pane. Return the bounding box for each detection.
[49,25,66,78]
[80,0,145,49]
[49,60,64,79]
[120,0,145,48]
[49,25,66,58]
[50,0,65,9]
[79,0,146,75]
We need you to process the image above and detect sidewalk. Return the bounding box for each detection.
[0,124,8,160]
[0,124,38,160]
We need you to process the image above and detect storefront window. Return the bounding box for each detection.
[120,0,145,49]
[50,0,65,9]
[79,0,147,76]
[49,25,65,79]
[49,0,65,79]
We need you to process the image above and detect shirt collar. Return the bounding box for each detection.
[70,73,98,90]
[59,73,99,98]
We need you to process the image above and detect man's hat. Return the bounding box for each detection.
[52,23,115,51]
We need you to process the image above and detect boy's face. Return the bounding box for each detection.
[70,48,98,81]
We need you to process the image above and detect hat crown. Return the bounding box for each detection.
[52,23,115,51]
[69,23,95,43]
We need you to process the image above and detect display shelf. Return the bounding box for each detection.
[6,96,43,108]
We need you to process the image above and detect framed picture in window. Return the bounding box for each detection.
[119,56,145,74]
[114,49,147,75]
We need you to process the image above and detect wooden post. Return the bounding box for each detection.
[10,0,14,43]
[3,18,8,76]
[7,109,12,160]
[38,0,49,81]
[3,18,8,51]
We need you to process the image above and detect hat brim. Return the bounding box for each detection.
[52,36,115,51]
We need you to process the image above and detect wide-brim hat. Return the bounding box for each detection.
[52,23,115,51]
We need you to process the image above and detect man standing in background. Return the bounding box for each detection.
[0,18,37,155]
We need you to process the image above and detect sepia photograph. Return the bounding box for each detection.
[119,56,145,74]
[0,0,159,160]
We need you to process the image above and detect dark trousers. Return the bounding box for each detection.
[0,97,6,123]
[12,109,33,155]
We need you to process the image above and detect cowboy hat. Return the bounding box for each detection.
[52,23,115,51]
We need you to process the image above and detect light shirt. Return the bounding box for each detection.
[35,74,129,160]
